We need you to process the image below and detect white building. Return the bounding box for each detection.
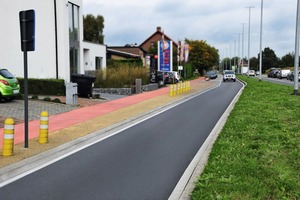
[0,0,106,82]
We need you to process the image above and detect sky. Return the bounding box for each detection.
[83,0,298,59]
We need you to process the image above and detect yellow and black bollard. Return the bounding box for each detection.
[39,111,49,144]
[2,118,15,156]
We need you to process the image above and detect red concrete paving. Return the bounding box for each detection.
[0,86,170,148]
[0,78,204,148]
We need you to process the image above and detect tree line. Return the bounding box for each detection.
[222,47,297,73]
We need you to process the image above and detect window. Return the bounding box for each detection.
[69,3,80,76]
[95,57,102,70]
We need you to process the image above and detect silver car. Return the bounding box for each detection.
[223,71,236,82]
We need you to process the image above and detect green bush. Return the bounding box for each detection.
[52,98,62,103]
[42,97,51,102]
[18,78,65,95]
[94,65,149,88]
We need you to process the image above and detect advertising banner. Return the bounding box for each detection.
[158,40,173,72]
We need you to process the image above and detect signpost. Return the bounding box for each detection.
[19,9,35,148]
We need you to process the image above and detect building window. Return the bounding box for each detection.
[95,57,102,70]
[69,3,80,76]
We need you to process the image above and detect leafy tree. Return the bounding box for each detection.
[83,14,104,44]
[221,57,231,70]
[250,57,258,71]
[186,39,219,75]
[280,52,294,68]
[258,47,279,72]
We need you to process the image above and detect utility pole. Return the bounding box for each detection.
[241,23,245,74]
[293,0,300,95]
[246,6,255,71]
[259,0,264,81]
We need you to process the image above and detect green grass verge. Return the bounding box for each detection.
[191,76,300,200]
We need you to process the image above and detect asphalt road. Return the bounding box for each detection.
[0,80,243,200]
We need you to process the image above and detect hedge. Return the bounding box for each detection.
[17,78,65,96]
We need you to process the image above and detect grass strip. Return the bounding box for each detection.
[191,76,300,200]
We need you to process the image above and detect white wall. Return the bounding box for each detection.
[0,0,56,78]
[0,0,89,82]
[82,41,107,71]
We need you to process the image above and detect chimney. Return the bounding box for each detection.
[157,26,161,32]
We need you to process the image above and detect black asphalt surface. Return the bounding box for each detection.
[0,81,243,200]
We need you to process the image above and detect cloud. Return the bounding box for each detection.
[83,0,298,58]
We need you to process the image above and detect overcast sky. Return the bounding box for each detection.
[83,0,298,59]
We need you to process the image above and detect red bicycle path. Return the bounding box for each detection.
[0,78,204,149]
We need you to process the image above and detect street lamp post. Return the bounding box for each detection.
[238,33,241,73]
[293,0,300,95]
[241,23,245,74]
[259,0,263,81]
[246,6,255,72]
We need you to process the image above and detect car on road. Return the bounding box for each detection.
[0,69,20,101]
[247,70,255,76]
[267,69,280,78]
[287,71,294,81]
[287,71,300,81]
[278,69,290,79]
[223,70,236,82]
[205,71,218,79]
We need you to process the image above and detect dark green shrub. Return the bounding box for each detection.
[42,97,51,102]
[52,98,61,103]
[31,95,39,100]
[18,78,65,95]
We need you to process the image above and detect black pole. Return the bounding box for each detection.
[21,11,29,148]
[24,50,29,148]
[54,0,59,79]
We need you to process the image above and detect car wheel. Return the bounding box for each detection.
[234,79,236,82]
[223,79,226,82]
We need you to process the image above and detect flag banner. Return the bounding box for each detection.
[158,40,173,71]
[184,44,189,62]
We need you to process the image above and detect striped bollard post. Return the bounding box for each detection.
[169,84,174,97]
[173,84,177,96]
[2,118,15,156]
[39,111,49,144]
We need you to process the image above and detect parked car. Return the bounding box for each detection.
[256,71,260,76]
[171,71,181,82]
[247,70,255,76]
[166,71,180,83]
[156,71,168,86]
[223,71,236,82]
[287,71,300,81]
[0,69,20,101]
[267,69,280,78]
[278,69,290,79]
[287,71,294,81]
[205,71,218,79]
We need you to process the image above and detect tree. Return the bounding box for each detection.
[258,47,279,72]
[280,52,294,68]
[83,14,104,44]
[250,57,258,71]
[186,39,219,75]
